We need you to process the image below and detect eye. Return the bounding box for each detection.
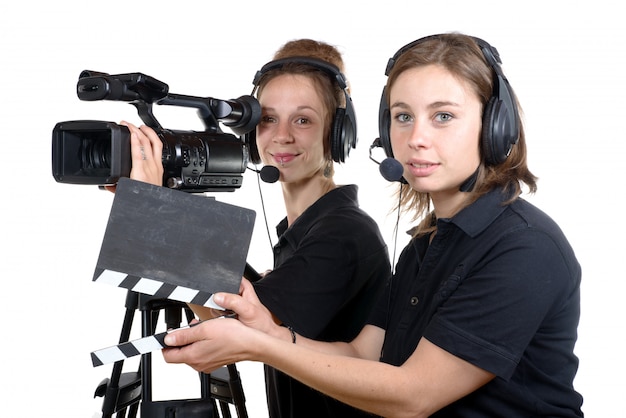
[435,112,453,123]
[295,117,310,125]
[260,115,276,124]
[393,113,413,124]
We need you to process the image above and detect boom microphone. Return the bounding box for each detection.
[260,166,280,183]
[379,158,405,182]
[248,165,280,183]
[369,137,406,184]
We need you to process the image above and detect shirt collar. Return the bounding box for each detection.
[444,188,515,238]
[276,185,359,238]
[406,188,516,238]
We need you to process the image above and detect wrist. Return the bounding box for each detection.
[281,324,296,344]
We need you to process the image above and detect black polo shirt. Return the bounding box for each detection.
[254,184,390,418]
[370,188,583,417]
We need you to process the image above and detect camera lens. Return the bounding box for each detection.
[81,134,111,170]
[52,121,131,185]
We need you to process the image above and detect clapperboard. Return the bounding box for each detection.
[90,177,256,366]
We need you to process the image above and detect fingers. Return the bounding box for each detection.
[188,303,227,321]
[164,319,203,347]
[120,121,164,186]
[139,124,163,160]
[241,277,254,292]
[212,282,262,315]
[161,317,247,373]
[211,291,244,313]
[240,278,262,305]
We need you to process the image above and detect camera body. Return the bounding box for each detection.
[52,70,260,193]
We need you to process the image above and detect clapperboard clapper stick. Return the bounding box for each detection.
[91,312,237,367]
[91,177,256,363]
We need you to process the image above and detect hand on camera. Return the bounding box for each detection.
[104,121,164,193]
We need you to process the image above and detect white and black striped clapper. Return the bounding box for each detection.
[92,271,218,307]
[90,314,235,367]
[91,330,170,367]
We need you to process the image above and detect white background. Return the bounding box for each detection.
[1,1,624,417]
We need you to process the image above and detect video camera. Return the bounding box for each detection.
[52,70,261,193]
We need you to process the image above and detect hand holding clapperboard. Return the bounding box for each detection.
[90,178,256,367]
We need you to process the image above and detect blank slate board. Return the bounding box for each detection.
[92,178,256,305]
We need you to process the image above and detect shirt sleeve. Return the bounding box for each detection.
[424,227,580,380]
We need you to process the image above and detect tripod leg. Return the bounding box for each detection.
[219,402,232,418]
[98,291,142,418]
[128,402,139,417]
[227,364,248,418]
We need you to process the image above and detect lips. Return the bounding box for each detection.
[406,160,439,176]
[272,153,297,165]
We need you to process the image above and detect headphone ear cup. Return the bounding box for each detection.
[481,96,497,165]
[245,130,261,165]
[380,109,393,158]
[482,95,517,166]
[330,107,346,162]
[378,88,394,158]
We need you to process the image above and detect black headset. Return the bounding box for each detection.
[245,56,358,164]
[378,34,519,166]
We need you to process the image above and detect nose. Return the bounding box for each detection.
[273,120,294,144]
[406,120,431,150]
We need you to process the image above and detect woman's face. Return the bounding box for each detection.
[389,64,482,201]
[256,74,328,184]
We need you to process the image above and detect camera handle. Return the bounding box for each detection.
[130,100,163,132]
[94,289,248,418]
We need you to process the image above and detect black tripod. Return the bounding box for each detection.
[94,289,248,418]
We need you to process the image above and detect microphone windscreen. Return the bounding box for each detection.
[379,158,404,182]
[260,166,280,183]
